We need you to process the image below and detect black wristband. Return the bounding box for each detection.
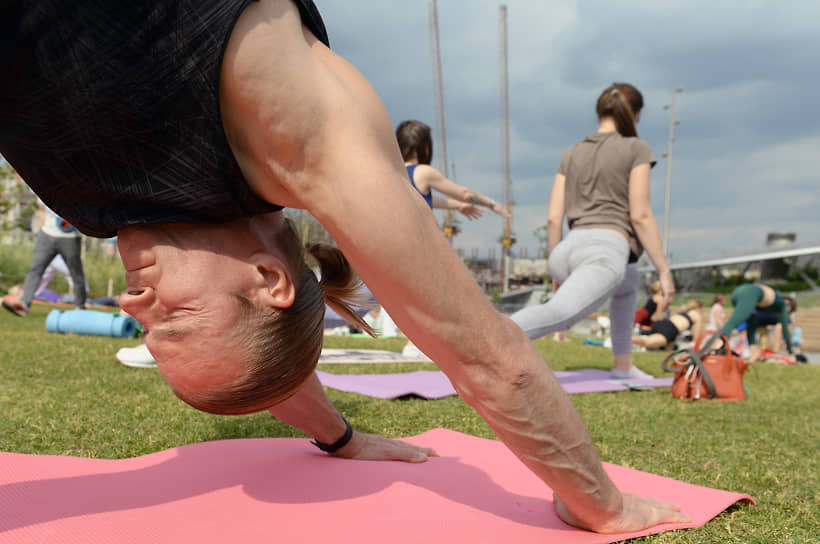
[311,417,354,453]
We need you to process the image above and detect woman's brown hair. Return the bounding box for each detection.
[177,219,374,415]
[595,83,644,138]
[396,120,433,164]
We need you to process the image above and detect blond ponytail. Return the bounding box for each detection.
[307,243,376,337]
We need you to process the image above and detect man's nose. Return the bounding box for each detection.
[119,287,158,322]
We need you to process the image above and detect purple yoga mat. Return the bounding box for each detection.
[316,369,673,400]
[553,369,673,394]
[316,370,457,400]
[318,349,432,364]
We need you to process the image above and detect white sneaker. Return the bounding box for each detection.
[401,342,432,361]
[610,366,654,380]
[116,344,157,368]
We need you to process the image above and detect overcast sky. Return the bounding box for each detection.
[317,1,819,262]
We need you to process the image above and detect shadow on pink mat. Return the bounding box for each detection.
[0,429,752,543]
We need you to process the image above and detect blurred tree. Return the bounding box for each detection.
[284,209,334,246]
[0,160,37,231]
[533,224,549,259]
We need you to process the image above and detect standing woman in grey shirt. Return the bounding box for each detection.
[511,83,675,379]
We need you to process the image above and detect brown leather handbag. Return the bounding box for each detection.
[662,334,750,401]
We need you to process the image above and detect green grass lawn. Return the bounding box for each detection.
[1,303,818,543]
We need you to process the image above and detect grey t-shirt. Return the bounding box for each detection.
[558,131,656,258]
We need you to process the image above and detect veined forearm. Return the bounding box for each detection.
[453,320,623,529]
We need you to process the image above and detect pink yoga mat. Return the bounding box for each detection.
[316,369,673,399]
[0,429,752,543]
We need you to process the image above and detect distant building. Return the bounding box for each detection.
[763,232,796,279]
[767,232,796,246]
[511,258,548,280]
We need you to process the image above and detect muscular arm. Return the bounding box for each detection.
[219,0,685,532]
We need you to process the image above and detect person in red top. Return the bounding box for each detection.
[634,281,667,329]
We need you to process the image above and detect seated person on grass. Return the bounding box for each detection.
[632,300,702,351]
[633,280,667,331]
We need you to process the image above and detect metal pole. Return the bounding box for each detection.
[662,83,683,257]
[428,0,455,242]
[499,4,512,293]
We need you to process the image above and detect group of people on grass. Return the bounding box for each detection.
[1,0,689,529]
[2,0,804,535]
[629,282,801,362]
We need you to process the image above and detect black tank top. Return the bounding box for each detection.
[0,0,329,238]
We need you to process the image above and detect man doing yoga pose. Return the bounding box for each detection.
[1,1,687,533]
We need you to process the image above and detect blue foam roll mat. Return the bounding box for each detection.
[45,309,138,338]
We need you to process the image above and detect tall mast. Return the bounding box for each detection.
[428,0,455,241]
[662,82,683,258]
[499,5,514,292]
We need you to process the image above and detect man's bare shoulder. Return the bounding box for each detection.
[218,0,400,210]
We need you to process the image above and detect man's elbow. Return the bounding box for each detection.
[459,364,539,410]
[452,320,540,404]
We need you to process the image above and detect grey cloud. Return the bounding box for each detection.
[314,1,819,261]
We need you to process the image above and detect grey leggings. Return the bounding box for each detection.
[21,231,87,308]
[510,229,638,355]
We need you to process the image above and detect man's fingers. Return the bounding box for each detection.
[652,503,691,526]
[382,439,439,463]
[632,495,691,528]
[556,492,691,534]
[336,432,439,463]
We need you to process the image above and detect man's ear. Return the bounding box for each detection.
[252,253,295,309]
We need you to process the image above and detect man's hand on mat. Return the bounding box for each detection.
[332,431,439,463]
[554,492,690,533]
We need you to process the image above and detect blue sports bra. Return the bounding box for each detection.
[406,164,433,209]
